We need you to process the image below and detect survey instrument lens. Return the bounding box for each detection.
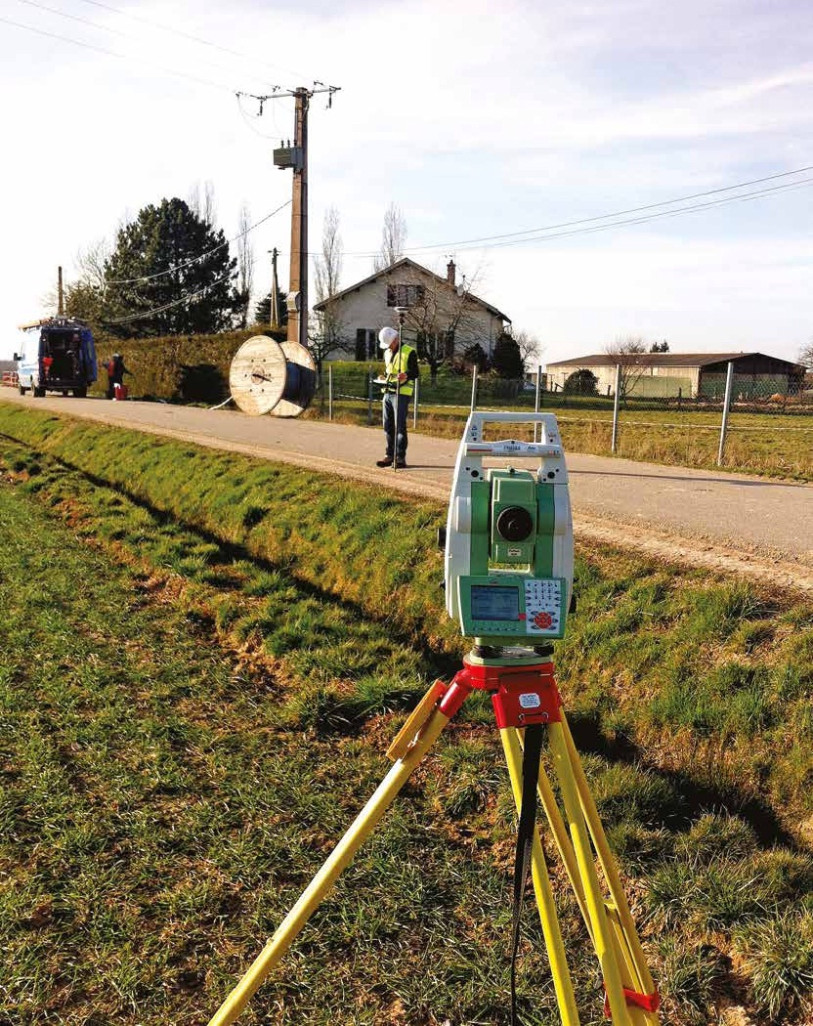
[496,505,534,542]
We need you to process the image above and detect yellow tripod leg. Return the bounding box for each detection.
[207,691,453,1026]
[559,714,658,1022]
[500,728,581,1026]
[521,736,592,938]
[548,722,634,1026]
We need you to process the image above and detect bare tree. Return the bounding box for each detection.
[310,207,349,373]
[313,206,342,301]
[400,265,494,383]
[799,340,813,369]
[40,238,111,324]
[604,335,650,399]
[372,203,407,271]
[236,203,255,329]
[188,180,217,226]
[514,329,543,369]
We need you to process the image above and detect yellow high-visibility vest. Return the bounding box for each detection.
[383,344,416,397]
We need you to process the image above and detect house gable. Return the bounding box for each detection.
[314,257,512,361]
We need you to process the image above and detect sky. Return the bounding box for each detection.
[1,0,811,366]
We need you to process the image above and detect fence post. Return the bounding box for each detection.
[534,364,542,440]
[470,364,479,413]
[367,371,374,426]
[327,364,333,421]
[413,376,419,429]
[611,364,622,453]
[717,361,735,466]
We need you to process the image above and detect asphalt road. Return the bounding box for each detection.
[2,391,812,575]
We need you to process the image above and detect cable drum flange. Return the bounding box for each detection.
[229,336,316,417]
[271,342,317,418]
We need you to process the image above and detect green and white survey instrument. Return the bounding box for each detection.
[444,412,574,644]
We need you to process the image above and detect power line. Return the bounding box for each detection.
[339,164,813,257]
[0,14,238,94]
[14,0,284,94]
[75,0,311,85]
[475,176,813,251]
[296,172,813,265]
[105,200,292,285]
[104,272,234,326]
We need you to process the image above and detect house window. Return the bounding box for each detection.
[387,283,425,308]
[355,329,378,361]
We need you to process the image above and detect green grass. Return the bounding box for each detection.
[1,402,812,1024]
[304,380,813,481]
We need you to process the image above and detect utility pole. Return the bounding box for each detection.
[238,83,339,350]
[269,247,280,330]
[57,266,64,316]
[288,87,308,348]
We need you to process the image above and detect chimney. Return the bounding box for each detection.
[446,260,456,287]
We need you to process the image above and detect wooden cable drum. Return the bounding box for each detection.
[229,336,317,417]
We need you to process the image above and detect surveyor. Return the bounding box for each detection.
[376,326,419,468]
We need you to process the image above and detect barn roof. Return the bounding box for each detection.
[547,352,804,371]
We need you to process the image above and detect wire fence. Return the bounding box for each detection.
[313,361,813,480]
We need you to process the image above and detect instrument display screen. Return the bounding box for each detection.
[470,585,520,622]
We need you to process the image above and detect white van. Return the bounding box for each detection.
[15,318,98,398]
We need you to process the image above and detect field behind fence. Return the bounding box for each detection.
[310,362,813,481]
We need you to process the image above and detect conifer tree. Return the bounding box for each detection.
[103,198,239,338]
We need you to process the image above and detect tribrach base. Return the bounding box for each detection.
[207,656,660,1026]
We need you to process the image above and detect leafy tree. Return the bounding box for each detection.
[650,340,670,353]
[102,198,239,338]
[491,332,524,378]
[564,369,598,395]
[463,342,489,372]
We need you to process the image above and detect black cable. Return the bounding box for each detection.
[0,14,236,93]
[14,0,283,94]
[104,272,234,325]
[511,724,544,1026]
[105,200,291,285]
[339,164,813,257]
[76,0,311,84]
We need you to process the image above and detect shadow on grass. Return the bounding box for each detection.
[23,445,463,682]
[3,433,800,853]
[567,710,796,849]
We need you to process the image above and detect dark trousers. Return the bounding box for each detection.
[382,392,410,460]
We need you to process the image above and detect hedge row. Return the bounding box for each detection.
[92,328,284,403]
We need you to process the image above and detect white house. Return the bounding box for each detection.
[313,257,511,362]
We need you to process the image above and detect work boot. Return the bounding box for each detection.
[376,456,393,467]
[394,459,407,469]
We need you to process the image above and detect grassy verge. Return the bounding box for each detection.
[1,402,813,1024]
[304,397,813,481]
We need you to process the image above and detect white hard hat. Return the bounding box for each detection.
[378,326,399,349]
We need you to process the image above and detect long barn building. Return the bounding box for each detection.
[545,352,805,399]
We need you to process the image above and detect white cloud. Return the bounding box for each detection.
[1,0,811,365]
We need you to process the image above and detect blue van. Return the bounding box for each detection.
[15,318,98,398]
